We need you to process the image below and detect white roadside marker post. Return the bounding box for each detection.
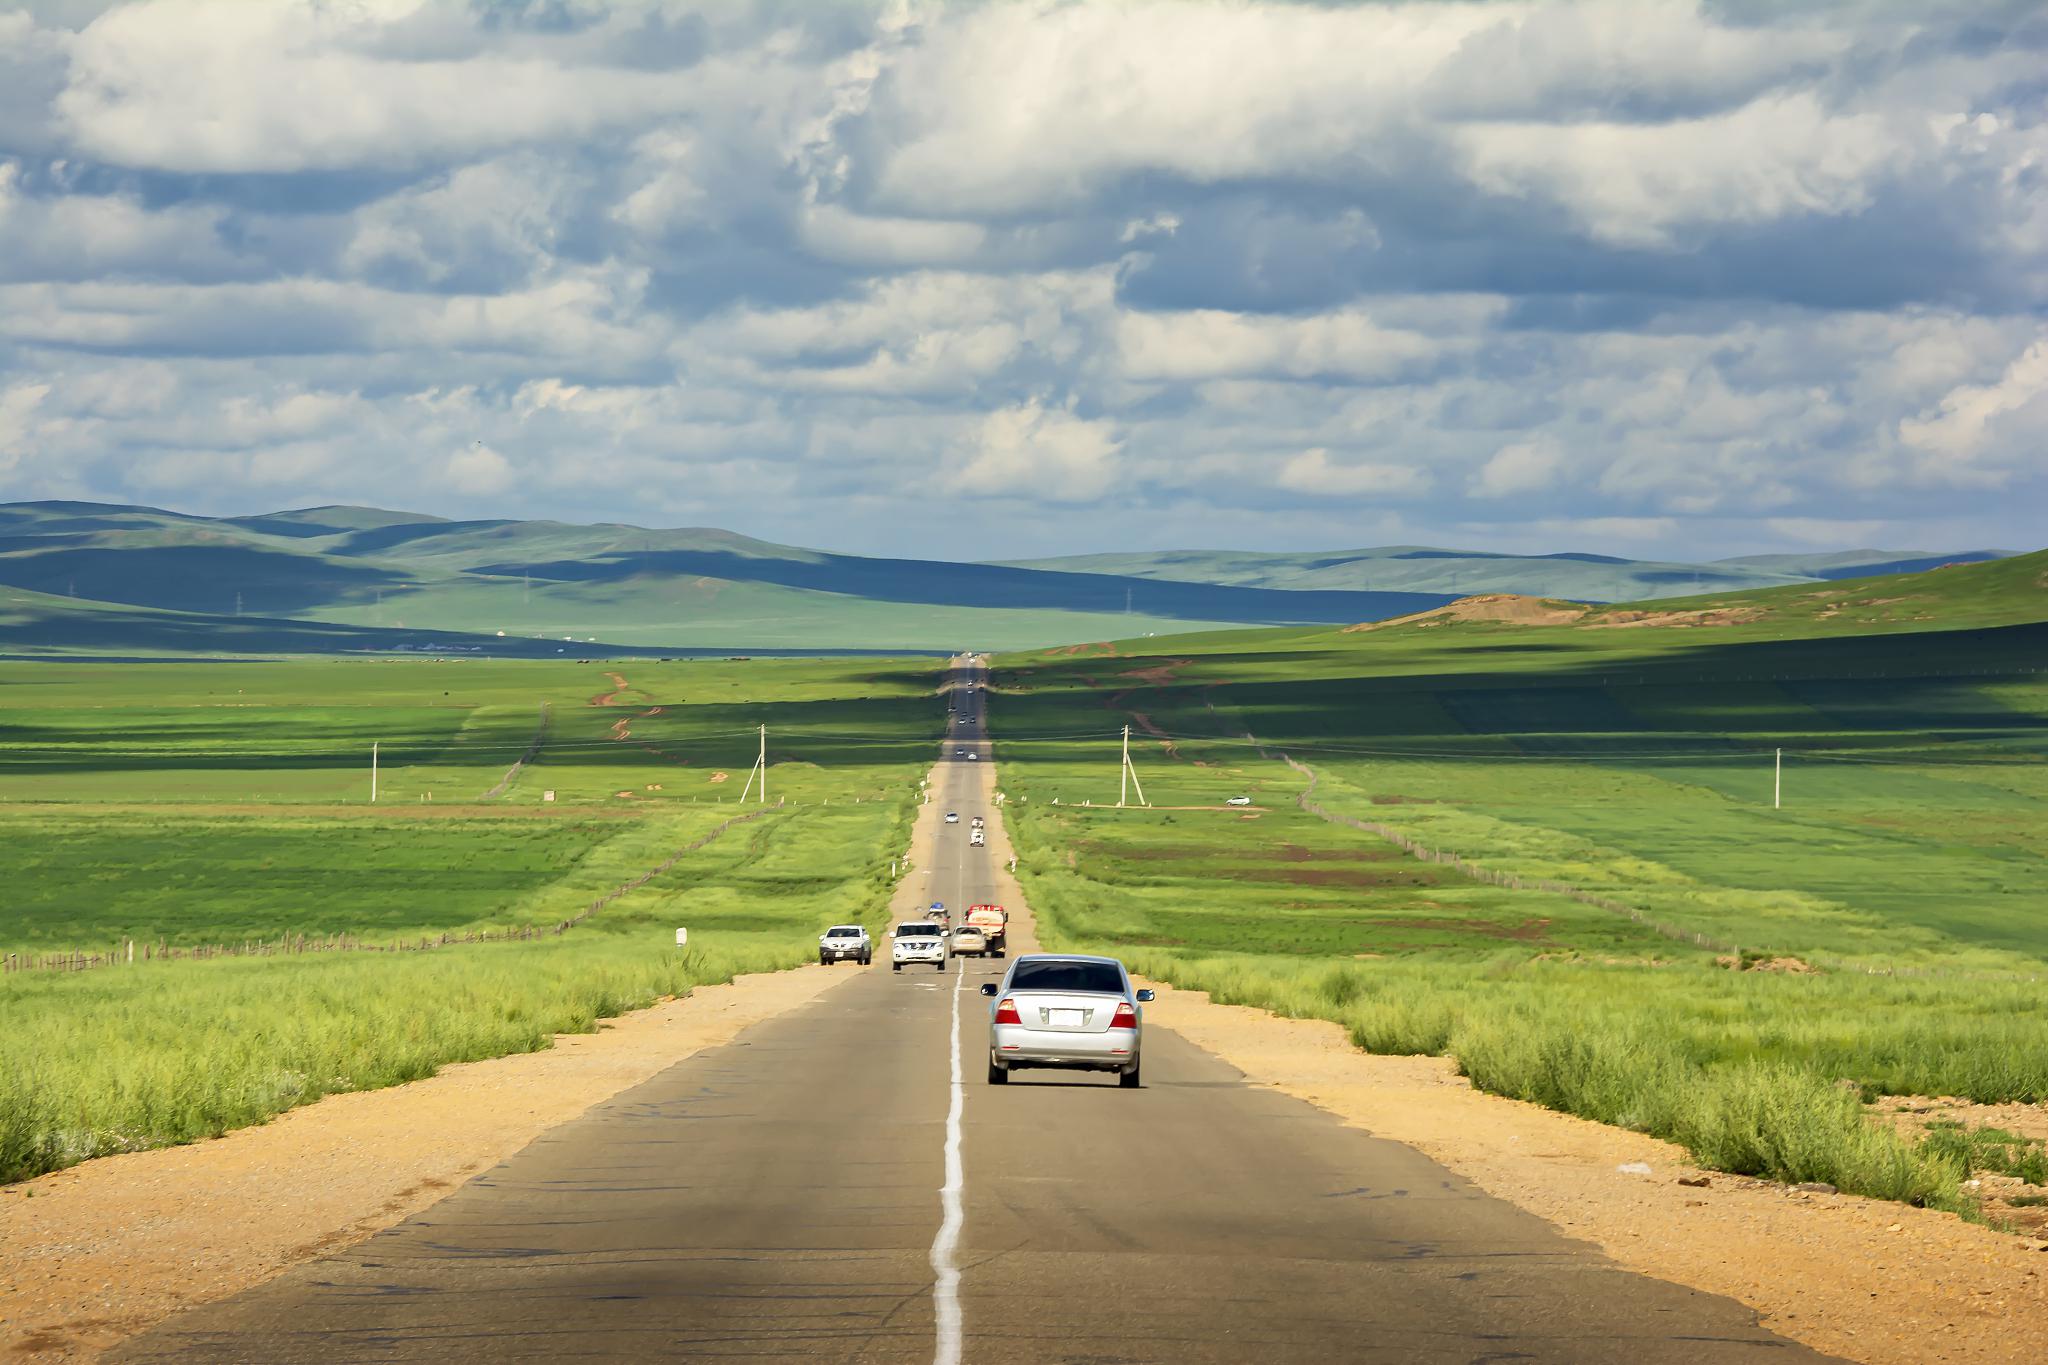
[1775,747,1782,810]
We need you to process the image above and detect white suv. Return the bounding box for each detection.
[892,922,948,972]
[818,924,871,965]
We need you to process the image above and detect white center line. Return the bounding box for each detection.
[931,955,966,1365]
[930,728,969,1365]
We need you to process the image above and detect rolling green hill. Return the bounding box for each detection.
[0,501,1458,655]
[999,545,2014,602]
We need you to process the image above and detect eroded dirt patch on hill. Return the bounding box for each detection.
[1346,594,1591,632]
[1587,605,1767,629]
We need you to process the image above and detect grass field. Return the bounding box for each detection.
[0,655,937,1181]
[990,552,2048,1217]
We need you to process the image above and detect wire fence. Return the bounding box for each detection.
[478,702,551,800]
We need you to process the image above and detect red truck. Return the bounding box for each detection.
[965,904,1008,958]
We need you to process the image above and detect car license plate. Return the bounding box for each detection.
[1048,1008,1084,1026]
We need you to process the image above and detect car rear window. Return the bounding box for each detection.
[1009,960,1124,994]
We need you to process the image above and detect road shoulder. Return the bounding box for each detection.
[1141,980,2046,1365]
[0,962,860,1363]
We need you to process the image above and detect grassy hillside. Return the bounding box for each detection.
[0,584,689,659]
[1001,544,2016,602]
[0,501,1455,653]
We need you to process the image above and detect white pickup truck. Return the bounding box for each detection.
[892,922,948,972]
[818,924,872,965]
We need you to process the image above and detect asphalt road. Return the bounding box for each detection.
[114,661,1835,1364]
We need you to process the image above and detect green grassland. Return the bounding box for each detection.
[0,654,937,1181]
[990,552,2048,1215]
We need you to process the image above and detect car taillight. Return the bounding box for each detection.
[995,998,1022,1025]
[1109,1002,1138,1029]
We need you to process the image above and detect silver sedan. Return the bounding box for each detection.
[979,953,1153,1088]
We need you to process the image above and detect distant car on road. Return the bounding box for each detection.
[818,924,871,966]
[968,751,979,761]
[970,816,984,829]
[892,922,948,972]
[955,748,966,756]
[982,954,1152,1088]
[945,811,960,824]
[950,925,989,957]
[1225,795,1253,806]
[969,827,986,847]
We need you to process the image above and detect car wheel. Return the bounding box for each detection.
[987,1058,1007,1085]
[819,954,829,966]
[1119,1062,1141,1089]
[935,960,946,972]
[892,962,901,972]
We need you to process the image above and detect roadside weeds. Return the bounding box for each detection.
[1141,980,2048,1365]
[0,963,859,1363]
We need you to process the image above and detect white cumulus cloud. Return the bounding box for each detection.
[950,400,1122,504]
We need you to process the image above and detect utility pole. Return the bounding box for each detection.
[234,590,243,617]
[371,741,379,804]
[739,724,767,805]
[1118,724,1148,808]
[1774,747,1781,810]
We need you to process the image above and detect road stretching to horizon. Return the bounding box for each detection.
[113,662,1835,1364]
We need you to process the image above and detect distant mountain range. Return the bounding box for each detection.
[996,546,2017,602]
[0,500,2020,656]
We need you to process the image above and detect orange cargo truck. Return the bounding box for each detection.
[965,904,1008,958]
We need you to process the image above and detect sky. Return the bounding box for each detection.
[0,0,2044,563]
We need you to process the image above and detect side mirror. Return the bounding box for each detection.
[979,983,999,997]
[1134,988,1155,1002]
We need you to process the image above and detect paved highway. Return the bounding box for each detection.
[115,662,1833,1363]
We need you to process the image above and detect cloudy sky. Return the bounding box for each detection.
[1,1,2044,561]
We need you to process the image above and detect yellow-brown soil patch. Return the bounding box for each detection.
[1345,593,1591,632]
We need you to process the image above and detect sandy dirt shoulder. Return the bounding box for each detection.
[0,957,858,1362]
[1141,983,2047,1365]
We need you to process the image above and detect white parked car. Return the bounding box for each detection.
[967,751,979,761]
[818,924,871,966]
[1225,795,1253,807]
[891,922,948,972]
[981,954,1152,1088]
